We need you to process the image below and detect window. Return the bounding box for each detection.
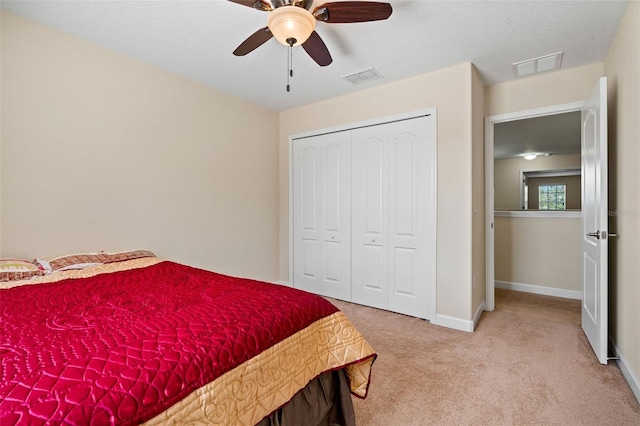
[520,169,581,211]
[538,184,566,210]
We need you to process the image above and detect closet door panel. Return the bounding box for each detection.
[364,245,384,289]
[301,147,318,231]
[293,132,351,301]
[363,138,384,234]
[393,247,416,295]
[388,117,435,319]
[393,133,417,236]
[301,239,318,278]
[294,146,321,292]
[319,138,351,300]
[352,127,388,310]
[324,144,342,231]
[324,241,341,282]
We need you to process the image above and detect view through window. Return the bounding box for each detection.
[539,184,566,210]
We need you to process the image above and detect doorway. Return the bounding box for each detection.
[484,101,584,311]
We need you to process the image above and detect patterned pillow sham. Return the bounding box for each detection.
[101,249,156,264]
[37,250,156,273]
[0,259,45,282]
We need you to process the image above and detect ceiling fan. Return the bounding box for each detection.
[229,0,393,67]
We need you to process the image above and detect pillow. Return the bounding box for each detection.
[38,252,107,273]
[101,249,156,264]
[37,249,156,273]
[0,259,44,282]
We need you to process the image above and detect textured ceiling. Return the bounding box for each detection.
[0,0,630,112]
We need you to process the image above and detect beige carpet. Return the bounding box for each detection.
[330,289,640,425]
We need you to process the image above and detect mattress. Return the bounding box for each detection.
[0,257,376,425]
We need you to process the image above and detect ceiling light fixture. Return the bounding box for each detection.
[267,6,316,47]
[265,5,317,93]
[524,153,537,161]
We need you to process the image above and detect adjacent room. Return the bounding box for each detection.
[1,1,638,424]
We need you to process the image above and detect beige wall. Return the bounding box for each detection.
[494,216,581,292]
[528,175,581,210]
[0,12,280,281]
[604,0,640,396]
[279,63,476,322]
[494,154,581,210]
[471,66,485,318]
[485,63,603,116]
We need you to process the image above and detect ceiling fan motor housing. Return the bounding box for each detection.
[267,5,317,46]
[270,0,312,10]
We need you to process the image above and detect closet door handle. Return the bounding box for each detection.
[371,238,376,243]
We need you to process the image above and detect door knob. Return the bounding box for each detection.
[586,231,601,239]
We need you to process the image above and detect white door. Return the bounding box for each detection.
[292,131,352,300]
[351,116,436,319]
[351,125,389,310]
[387,119,435,318]
[581,77,608,365]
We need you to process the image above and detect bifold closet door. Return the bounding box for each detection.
[351,116,435,319]
[292,131,352,300]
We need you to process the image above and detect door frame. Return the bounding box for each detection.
[484,101,584,311]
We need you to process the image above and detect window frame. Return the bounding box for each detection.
[538,183,567,210]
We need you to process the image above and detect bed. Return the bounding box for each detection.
[0,252,376,425]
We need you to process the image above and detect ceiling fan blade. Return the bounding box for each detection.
[302,31,333,66]
[233,27,273,56]
[313,1,392,23]
[227,0,272,12]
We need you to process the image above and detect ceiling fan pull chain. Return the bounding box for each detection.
[287,44,293,92]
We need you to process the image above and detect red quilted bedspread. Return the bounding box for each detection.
[0,261,339,425]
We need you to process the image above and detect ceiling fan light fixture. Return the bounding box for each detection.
[267,6,316,46]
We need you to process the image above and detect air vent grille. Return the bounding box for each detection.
[343,68,383,85]
[512,51,563,78]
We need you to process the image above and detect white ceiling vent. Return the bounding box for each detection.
[343,68,384,85]
[512,51,563,78]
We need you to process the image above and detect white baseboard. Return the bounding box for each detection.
[495,280,582,300]
[610,338,640,405]
[473,301,486,331]
[427,302,485,333]
[432,314,474,333]
[273,280,291,287]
